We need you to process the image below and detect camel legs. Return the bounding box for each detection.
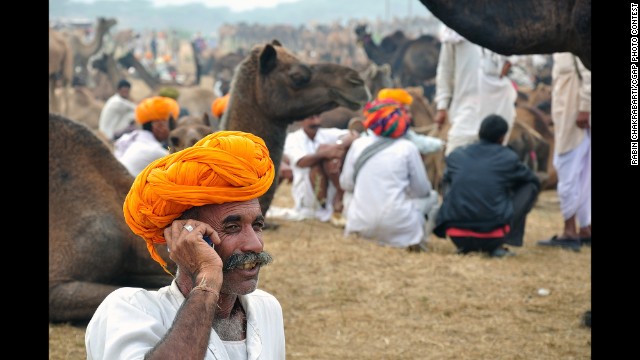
[49,281,125,323]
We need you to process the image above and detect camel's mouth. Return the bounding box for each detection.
[330,88,371,110]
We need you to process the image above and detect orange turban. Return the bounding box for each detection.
[135,96,180,125]
[211,94,230,118]
[377,88,413,105]
[123,130,275,273]
[362,98,412,139]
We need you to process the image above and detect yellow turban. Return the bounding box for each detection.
[377,88,413,105]
[123,131,275,273]
[135,96,180,125]
[211,94,230,118]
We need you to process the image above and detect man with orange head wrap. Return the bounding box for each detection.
[114,96,179,176]
[86,131,285,359]
[339,90,437,252]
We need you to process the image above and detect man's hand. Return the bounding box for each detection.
[164,220,223,290]
[576,111,590,129]
[435,109,448,130]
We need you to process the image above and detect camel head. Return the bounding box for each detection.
[354,24,371,45]
[359,63,394,98]
[97,17,117,34]
[167,113,213,153]
[227,40,371,129]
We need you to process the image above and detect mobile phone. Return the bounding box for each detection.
[203,235,214,247]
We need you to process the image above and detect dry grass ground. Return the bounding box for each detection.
[49,184,591,359]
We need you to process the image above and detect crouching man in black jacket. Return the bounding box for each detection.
[433,114,541,257]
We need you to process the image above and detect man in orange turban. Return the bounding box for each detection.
[113,96,179,176]
[86,130,286,359]
[211,93,230,119]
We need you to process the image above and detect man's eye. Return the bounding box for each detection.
[225,224,240,232]
[253,222,265,231]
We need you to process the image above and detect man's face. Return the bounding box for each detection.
[118,86,131,99]
[151,120,170,142]
[302,114,322,139]
[197,199,270,295]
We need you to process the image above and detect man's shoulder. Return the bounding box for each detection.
[102,286,158,304]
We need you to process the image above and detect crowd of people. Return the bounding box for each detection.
[85,22,591,355]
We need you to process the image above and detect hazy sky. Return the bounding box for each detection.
[71,0,303,12]
[153,0,301,12]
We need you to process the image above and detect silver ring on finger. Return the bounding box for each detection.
[183,224,194,232]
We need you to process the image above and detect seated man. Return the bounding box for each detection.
[433,114,541,257]
[113,96,179,176]
[339,96,438,252]
[85,131,285,359]
[283,114,358,227]
[98,79,137,142]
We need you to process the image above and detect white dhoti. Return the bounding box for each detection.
[553,130,591,227]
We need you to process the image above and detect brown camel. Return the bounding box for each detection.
[354,24,441,92]
[319,63,395,129]
[167,113,214,153]
[220,40,370,219]
[49,114,175,323]
[49,28,73,114]
[116,51,216,118]
[416,0,591,70]
[67,17,117,85]
[64,86,105,133]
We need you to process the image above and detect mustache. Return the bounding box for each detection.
[223,251,274,272]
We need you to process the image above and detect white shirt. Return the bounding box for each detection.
[477,48,518,143]
[339,135,432,247]
[85,281,286,360]
[113,129,169,176]
[283,127,350,222]
[551,52,591,155]
[98,93,137,140]
[434,37,482,138]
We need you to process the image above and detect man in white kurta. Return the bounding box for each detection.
[477,48,518,145]
[434,27,482,156]
[85,282,285,360]
[340,134,434,249]
[114,129,169,176]
[538,52,591,249]
[98,79,137,141]
[283,116,352,223]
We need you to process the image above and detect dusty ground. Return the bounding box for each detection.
[49,184,591,359]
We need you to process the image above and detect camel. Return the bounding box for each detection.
[220,40,371,218]
[176,87,217,119]
[167,113,214,153]
[90,51,126,101]
[118,51,162,90]
[66,17,117,85]
[416,0,591,70]
[49,113,175,323]
[319,63,395,129]
[116,51,216,118]
[354,24,441,93]
[49,28,73,115]
[63,86,105,133]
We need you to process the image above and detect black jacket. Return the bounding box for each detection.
[433,140,541,237]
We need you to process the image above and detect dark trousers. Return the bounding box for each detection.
[451,237,505,254]
[504,182,539,247]
[450,182,540,252]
